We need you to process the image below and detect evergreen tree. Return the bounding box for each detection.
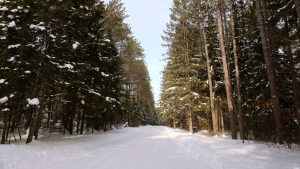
[0,0,130,144]
[104,0,157,127]
[160,0,299,143]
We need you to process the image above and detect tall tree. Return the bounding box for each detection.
[161,0,209,132]
[228,0,245,141]
[203,28,218,134]
[255,0,283,143]
[104,0,157,126]
[216,0,237,139]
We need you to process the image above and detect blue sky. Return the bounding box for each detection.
[103,0,173,103]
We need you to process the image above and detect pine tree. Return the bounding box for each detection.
[216,0,237,139]
[104,0,157,127]
[161,0,210,132]
[0,0,127,144]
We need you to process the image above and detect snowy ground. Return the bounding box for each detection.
[0,126,299,169]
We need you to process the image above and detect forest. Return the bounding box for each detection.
[0,0,299,168]
[160,0,300,144]
[0,0,157,144]
[0,0,299,147]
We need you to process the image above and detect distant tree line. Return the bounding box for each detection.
[0,0,156,144]
[160,0,300,144]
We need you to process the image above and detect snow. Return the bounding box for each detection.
[8,56,15,62]
[11,9,18,13]
[7,15,14,19]
[106,97,116,102]
[50,34,56,39]
[0,96,8,104]
[0,79,5,84]
[8,44,21,49]
[8,21,16,28]
[276,18,285,30]
[58,64,74,69]
[2,108,9,111]
[73,41,80,49]
[30,24,46,31]
[27,98,40,106]
[103,38,111,42]
[289,28,297,37]
[101,72,109,77]
[87,89,102,97]
[0,126,299,169]
[0,6,8,11]
[278,48,285,55]
[166,86,176,91]
[277,0,293,12]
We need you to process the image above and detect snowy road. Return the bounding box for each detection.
[0,126,299,169]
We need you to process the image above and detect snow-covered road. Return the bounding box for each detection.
[0,126,299,169]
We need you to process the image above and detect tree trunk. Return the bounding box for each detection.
[5,115,12,142]
[26,79,45,144]
[284,26,300,139]
[286,44,300,139]
[18,127,21,141]
[216,0,237,139]
[173,118,177,128]
[203,29,219,135]
[76,110,81,134]
[255,0,283,143]
[1,112,8,144]
[181,1,193,133]
[228,0,245,141]
[80,111,85,135]
[219,108,225,133]
[46,105,51,128]
[34,113,42,140]
[185,42,193,133]
[188,111,193,133]
[26,108,40,143]
[198,117,202,130]
[185,32,193,133]
[69,110,74,135]
[294,0,300,28]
